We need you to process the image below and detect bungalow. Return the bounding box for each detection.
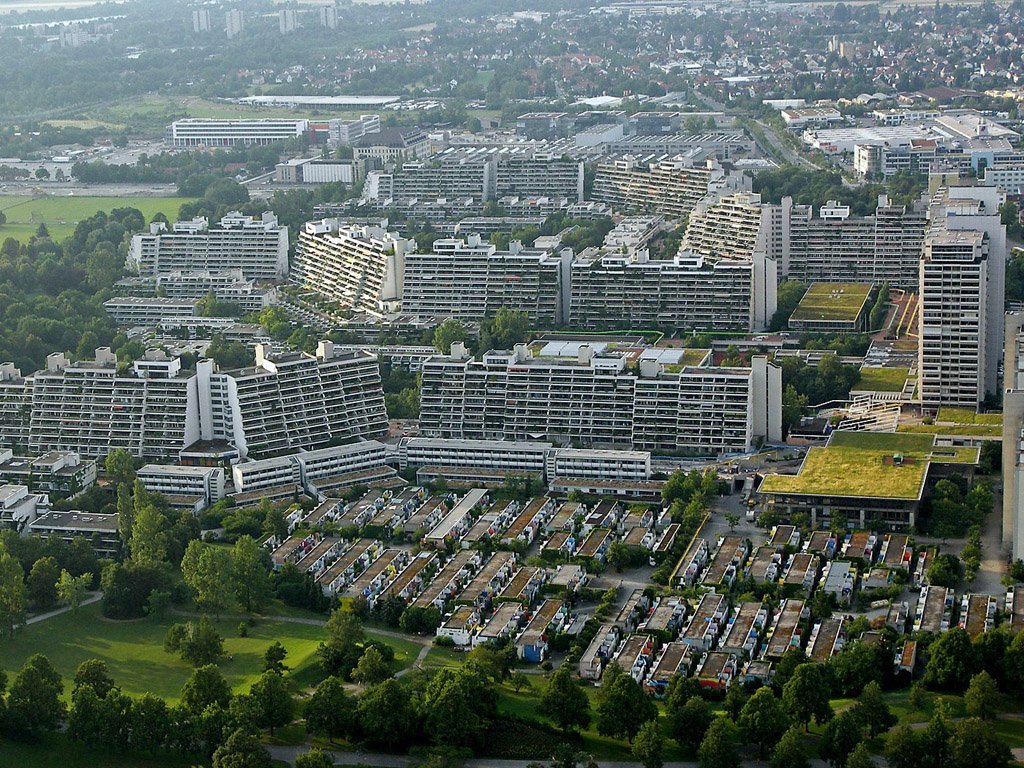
[894,639,917,676]
[614,589,651,632]
[679,592,729,652]
[315,539,381,596]
[820,560,857,606]
[474,601,525,647]
[804,531,838,559]
[578,528,614,561]
[746,546,784,584]
[673,536,710,588]
[456,551,517,609]
[437,605,481,647]
[638,597,688,638]
[763,599,807,660]
[614,633,655,683]
[516,599,568,662]
[807,616,847,663]
[501,496,555,546]
[645,642,694,697]
[781,552,820,595]
[580,624,621,681]
[768,524,801,549]
[702,535,749,589]
[498,566,547,607]
[719,601,769,657]
[413,550,480,610]
[696,652,739,690]
[886,601,910,634]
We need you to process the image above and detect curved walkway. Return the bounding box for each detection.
[24,592,102,625]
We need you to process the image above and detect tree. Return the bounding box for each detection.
[739,687,789,758]
[165,615,224,666]
[852,680,896,737]
[423,667,486,747]
[633,719,665,768]
[250,670,293,735]
[723,681,748,722]
[773,648,807,690]
[352,645,391,686]
[296,749,335,768]
[927,552,961,587]
[698,718,741,768]
[304,676,353,742]
[262,506,288,542]
[819,710,863,768]
[783,662,833,730]
[925,627,977,691]
[597,672,658,743]
[399,604,441,634]
[232,535,270,612]
[509,670,530,692]
[0,548,27,639]
[57,569,91,614]
[606,541,634,572]
[130,693,171,754]
[105,448,137,486]
[145,588,171,619]
[130,503,167,566]
[180,664,232,715]
[357,678,415,751]
[539,664,592,733]
[671,695,713,747]
[884,724,922,768]
[5,654,66,740]
[950,717,1011,768]
[921,699,953,767]
[433,318,469,353]
[182,540,236,615]
[212,729,271,768]
[117,483,135,545]
[771,725,809,768]
[74,658,116,698]
[845,743,875,768]
[264,641,289,674]
[964,670,998,720]
[27,555,59,609]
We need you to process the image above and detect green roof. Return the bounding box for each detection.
[935,407,1002,426]
[855,367,910,392]
[789,282,872,323]
[760,431,978,500]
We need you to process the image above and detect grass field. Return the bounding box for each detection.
[855,367,910,392]
[2,733,206,768]
[790,282,872,323]
[0,195,196,243]
[898,424,1002,437]
[0,602,418,702]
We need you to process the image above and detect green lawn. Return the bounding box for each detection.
[856,367,910,392]
[0,195,196,243]
[898,424,1002,437]
[0,602,413,702]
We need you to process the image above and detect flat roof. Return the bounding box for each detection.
[237,95,400,106]
[790,283,872,323]
[760,431,978,500]
[30,510,117,533]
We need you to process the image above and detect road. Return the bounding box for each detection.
[752,119,818,171]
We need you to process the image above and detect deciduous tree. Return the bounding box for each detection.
[539,664,592,733]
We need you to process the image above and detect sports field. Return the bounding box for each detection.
[0,195,195,243]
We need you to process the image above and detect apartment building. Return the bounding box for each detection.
[28,510,120,556]
[0,341,388,462]
[136,464,226,508]
[230,441,390,494]
[1003,312,1024,560]
[362,147,583,205]
[103,297,200,327]
[0,449,96,497]
[128,212,289,282]
[291,221,412,317]
[419,342,781,454]
[115,269,277,314]
[20,349,193,461]
[0,484,50,530]
[204,342,388,458]
[328,115,380,147]
[166,118,306,148]
[592,156,721,218]
[568,249,776,332]
[919,187,1007,411]
[684,192,769,260]
[401,236,566,325]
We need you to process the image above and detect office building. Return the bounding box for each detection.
[401,235,566,325]
[225,8,244,38]
[291,221,412,317]
[166,118,307,148]
[128,212,289,282]
[328,114,380,146]
[419,342,781,454]
[919,186,1007,410]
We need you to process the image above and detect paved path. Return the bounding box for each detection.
[266,745,832,768]
[24,592,102,625]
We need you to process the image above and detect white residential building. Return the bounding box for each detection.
[167,118,306,148]
[291,221,412,316]
[1003,312,1024,561]
[224,9,244,38]
[919,186,1007,410]
[420,342,781,455]
[128,212,289,281]
[136,464,226,508]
